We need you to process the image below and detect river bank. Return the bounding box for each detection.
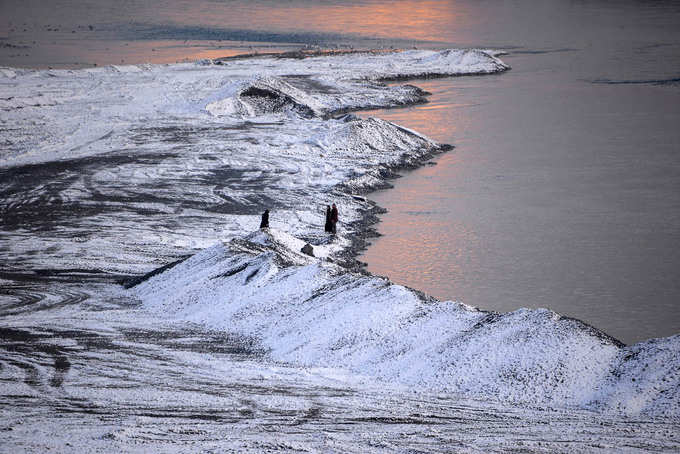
[1,49,679,451]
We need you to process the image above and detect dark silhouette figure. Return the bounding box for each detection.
[260,209,269,229]
[330,203,338,234]
[324,205,332,233]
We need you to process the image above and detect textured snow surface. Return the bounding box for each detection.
[132,231,680,417]
[0,48,507,167]
[2,50,459,279]
[3,48,678,424]
[3,303,678,452]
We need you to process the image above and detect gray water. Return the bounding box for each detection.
[358,3,680,345]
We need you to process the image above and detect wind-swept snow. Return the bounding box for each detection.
[0,48,507,168]
[131,230,680,417]
[2,48,678,424]
[2,50,462,278]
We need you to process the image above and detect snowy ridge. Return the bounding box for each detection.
[5,48,677,417]
[204,76,325,118]
[0,50,458,278]
[0,48,506,168]
[131,230,680,417]
[202,76,430,120]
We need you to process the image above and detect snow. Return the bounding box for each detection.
[131,231,680,417]
[2,48,678,424]
[1,53,449,279]
[1,49,507,168]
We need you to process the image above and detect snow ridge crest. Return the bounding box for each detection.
[132,229,680,417]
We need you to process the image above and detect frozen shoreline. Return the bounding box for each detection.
[131,228,680,418]
[2,49,678,418]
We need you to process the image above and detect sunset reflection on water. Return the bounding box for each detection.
[357,79,481,303]
[257,0,461,42]
[0,0,464,68]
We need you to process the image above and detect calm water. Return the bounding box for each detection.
[2,0,679,343]
[356,4,680,344]
[0,0,456,68]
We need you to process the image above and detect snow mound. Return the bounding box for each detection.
[314,115,446,192]
[0,67,17,79]
[205,76,323,118]
[359,48,510,80]
[413,49,507,73]
[131,231,680,417]
[0,48,505,168]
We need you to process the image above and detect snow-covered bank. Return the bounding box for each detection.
[3,49,494,278]
[131,229,680,417]
[0,49,507,168]
[3,48,677,419]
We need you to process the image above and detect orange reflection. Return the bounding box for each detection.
[357,79,475,145]
[153,0,464,44]
[3,39,302,69]
[1,0,466,68]
[264,1,461,43]
[355,78,479,300]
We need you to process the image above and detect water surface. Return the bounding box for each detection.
[0,0,455,68]
[359,2,680,344]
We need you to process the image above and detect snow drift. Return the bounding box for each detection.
[0,48,507,168]
[3,47,677,418]
[131,229,680,417]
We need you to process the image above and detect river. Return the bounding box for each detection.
[358,2,680,345]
